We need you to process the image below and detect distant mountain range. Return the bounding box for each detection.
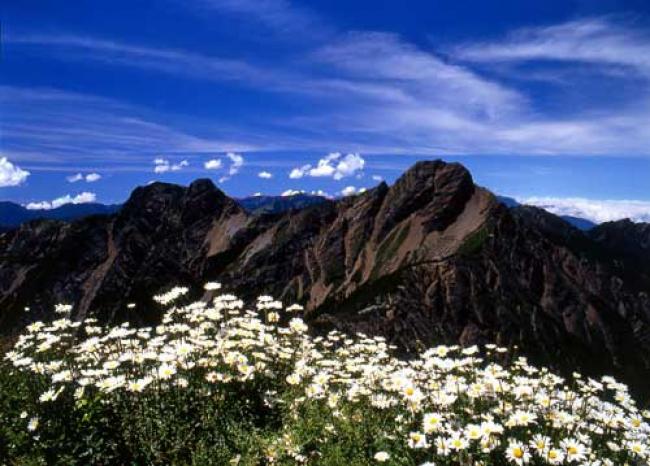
[237,193,328,215]
[2,161,649,396]
[0,202,122,230]
[1,194,596,230]
[0,194,328,231]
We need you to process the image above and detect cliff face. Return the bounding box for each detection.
[1,160,650,393]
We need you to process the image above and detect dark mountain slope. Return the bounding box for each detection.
[588,219,650,290]
[238,193,328,215]
[1,161,649,394]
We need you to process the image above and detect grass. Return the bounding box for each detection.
[458,226,489,257]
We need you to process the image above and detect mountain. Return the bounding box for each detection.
[0,194,323,230]
[496,196,597,230]
[1,161,650,395]
[590,219,650,263]
[0,201,121,229]
[238,193,328,215]
[562,215,597,231]
[588,219,650,287]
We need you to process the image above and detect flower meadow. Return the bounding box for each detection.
[1,284,649,465]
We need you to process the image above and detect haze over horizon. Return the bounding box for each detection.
[2,0,650,223]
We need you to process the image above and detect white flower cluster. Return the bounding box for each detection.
[152,286,189,305]
[5,285,650,465]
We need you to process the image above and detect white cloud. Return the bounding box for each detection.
[371,174,383,181]
[0,156,30,187]
[219,152,245,182]
[340,186,357,197]
[153,158,189,173]
[289,166,308,179]
[67,173,84,183]
[311,189,331,198]
[518,196,650,224]
[25,192,97,210]
[258,171,273,179]
[454,17,650,75]
[204,159,223,170]
[226,152,244,175]
[316,32,523,121]
[281,189,304,197]
[289,152,365,180]
[67,172,102,183]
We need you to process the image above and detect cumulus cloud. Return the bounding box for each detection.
[204,159,222,170]
[67,172,101,183]
[66,173,83,183]
[154,158,189,173]
[518,196,650,224]
[258,171,273,179]
[219,152,245,182]
[289,153,365,180]
[281,189,304,197]
[311,189,331,198]
[340,186,357,197]
[340,186,367,197]
[0,156,30,187]
[226,152,244,175]
[25,192,97,210]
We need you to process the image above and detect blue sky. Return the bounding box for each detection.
[2,0,650,222]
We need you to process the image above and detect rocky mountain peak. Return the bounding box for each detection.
[375,160,475,237]
[118,179,241,227]
[119,182,186,219]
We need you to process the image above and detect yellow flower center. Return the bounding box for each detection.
[568,446,578,455]
[513,447,523,458]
